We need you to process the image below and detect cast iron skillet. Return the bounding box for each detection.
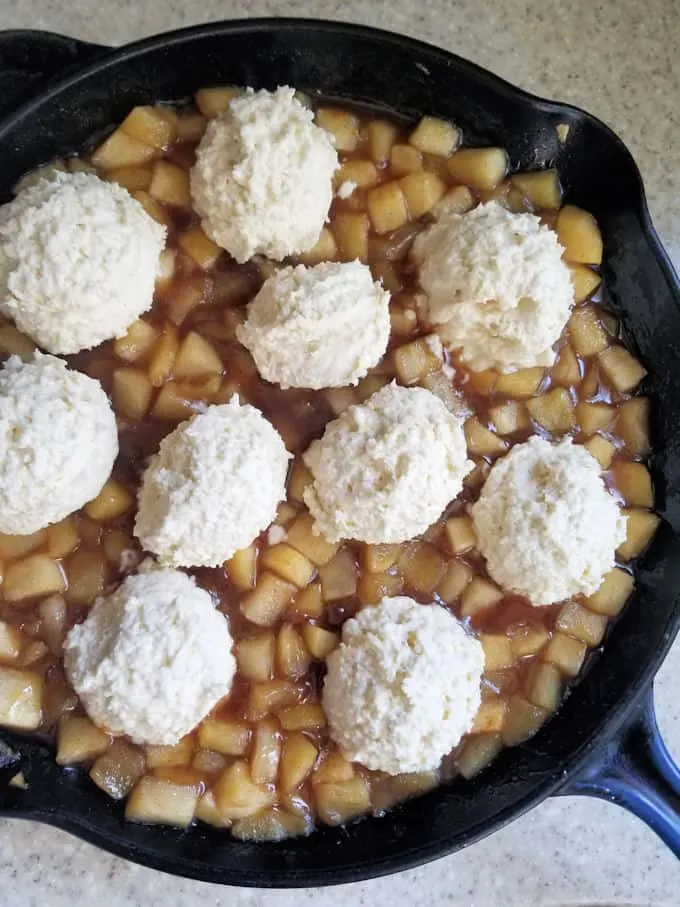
[0,18,678,888]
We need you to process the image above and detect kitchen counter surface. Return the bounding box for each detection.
[0,2,678,905]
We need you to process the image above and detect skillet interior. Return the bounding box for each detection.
[0,19,679,887]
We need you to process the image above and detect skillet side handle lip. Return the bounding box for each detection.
[564,685,680,857]
[0,29,108,123]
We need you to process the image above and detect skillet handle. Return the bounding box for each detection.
[565,686,680,857]
[0,29,107,123]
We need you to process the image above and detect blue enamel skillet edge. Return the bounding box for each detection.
[0,18,678,888]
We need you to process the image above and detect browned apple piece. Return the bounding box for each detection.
[4,555,66,602]
[363,543,402,573]
[145,736,194,768]
[464,418,508,457]
[225,545,257,590]
[120,106,176,149]
[544,632,587,676]
[368,119,398,163]
[481,634,515,671]
[278,733,318,793]
[575,401,614,435]
[64,550,108,605]
[569,306,610,356]
[460,577,504,618]
[432,185,475,218]
[0,530,45,560]
[214,760,276,820]
[235,633,275,682]
[287,462,314,504]
[447,148,507,190]
[241,572,297,627]
[90,740,146,800]
[390,143,423,176]
[315,777,371,825]
[610,460,653,508]
[112,367,154,421]
[261,544,315,588]
[526,388,575,432]
[194,790,231,828]
[495,367,545,399]
[615,398,650,456]
[178,226,222,270]
[195,86,241,117]
[437,560,472,603]
[247,680,299,721]
[509,623,549,658]
[367,182,409,234]
[332,212,369,262]
[198,719,250,756]
[318,549,357,601]
[285,519,335,568]
[301,624,339,659]
[250,718,281,784]
[598,346,647,393]
[526,662,562,712]
[393,337,442,385]
[399,171,447,218]
[0,622,23,663]
[408,116,460,156]
[569,264,601,302]
[584,434,616,469]
[316,108,360,151]
[276,624,311,680]
[0,666,43,729]
[617,510,660,560]
[92,129,155,169]
[132,189,171,226]
[585,568,634,616]
[279,703,327,732]
[357,571,404,604]
[511,170,561,209]
[149,161,191,208]
[172,332,223,380]
[299,227,338,265]
[85,479,134,521]
[113,319,158,363]
[445,517,477,555]
[556,600,607,645]
[147,325,179,387]
[502,694,547,745]
[288,582,324,620]
[336,159,379,189]
[557,205,603,264]
[456,733,503,779]
[551,345,581,386]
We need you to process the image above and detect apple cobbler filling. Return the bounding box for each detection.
[0,90,656,840]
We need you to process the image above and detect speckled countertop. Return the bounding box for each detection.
[0,2,678,905]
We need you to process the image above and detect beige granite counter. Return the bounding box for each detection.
[0,1,678,905]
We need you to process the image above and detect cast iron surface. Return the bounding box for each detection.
[0,19,678,887]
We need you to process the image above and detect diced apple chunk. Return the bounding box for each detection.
[172,331,222,380]
[363,543,401,573]
[614,399,649,457]
[241,572,297,626]
[569,306,610,356]
[367,182,409,234]
[437,560,472,603]
[276,624,311,680]
[409,116,459,156]
[556,205,603,264]
[575,401,614,435]
[584,434,616,469]
[318,549,357,600]
[178,226,222,270]
[64,550,108,605]
[4,555,65,602]
[472,698,507,733]
[464,418,508,457]
[198,719,250,756]
[84,479,134,521]
[279,703,327,731]
[393,337,442,385]
[315,777,371,825]
[250,719,281,784]
[332,212,369,261]
[151,383,200,421]
[337,159,379,189]
[92,129,155,169]
[148,325,178,386]
[447,148,507,190]
[279,733,318,792]
[598,346,647,393]
[286,514,340,567]
[132,189,171,226]
[298,226,338,265]
[289,582,324,620]
[247,681,299,720]
[509,623,549,658]
[445,517,477,554]
[261,544,315,588]
[502,694,547,745]
[214,760,275,820]
[0,622,23,662]
[0,666,42,729]
[235,633,275,682]
[390,144,423,176]
[149,161,191,208]
[225,544,257,590]
[287,462,313,503]
[112,367,153,421]
[526,662,562,712]
[489,400,530,435]
[550,345,580,387]
[357,570,404,603]
[195,86,241,117]
[145,737,194,768]
[611,460,653,508]
[399,171,446,218]
[460,577,504,617]
[556,600,607,645]
[617,509,660,560]
[301,624,339,659]
[113,319,157,363]
[0,530,45,560]
[481,634,515,671]
[90,740,146,800]
[544,632,587,676]
[368,119,398,162]
[399,542,446,593]
[527,388,575,432]
[569,264,601,302]
[194,790,231,828]
[126,776,198,827]
[316,108,360,151]
[511,170,561,209]
[585,568,634,616]
[456,733,503,779]
[56,716,110,764]
[495,367,545,399]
